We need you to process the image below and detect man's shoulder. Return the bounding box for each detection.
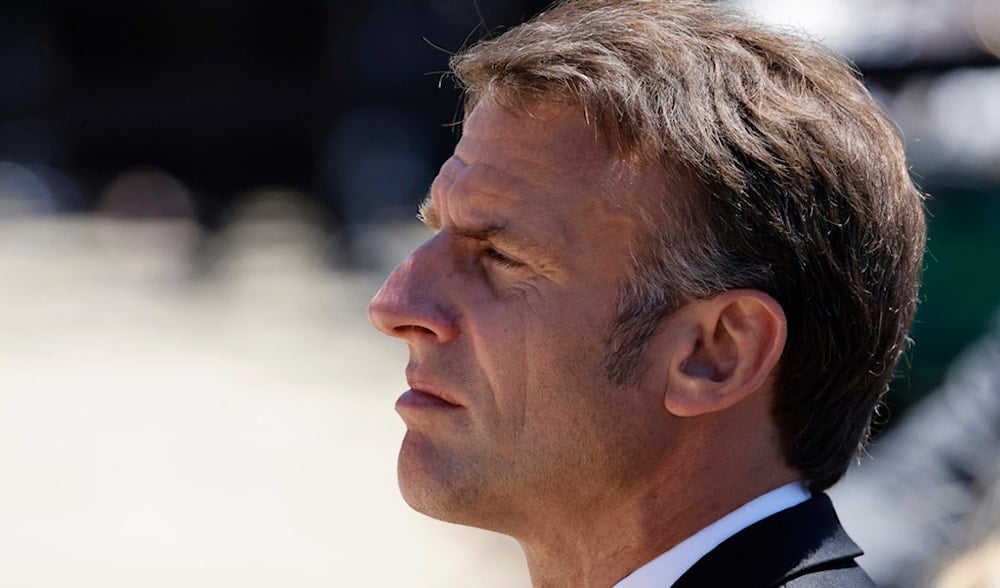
[674,493,876,587]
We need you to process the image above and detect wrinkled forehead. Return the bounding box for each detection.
[455,98,657,212]
[463,100,597,159]
[420,98,669,260]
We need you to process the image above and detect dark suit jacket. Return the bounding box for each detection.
[672,493,876,587]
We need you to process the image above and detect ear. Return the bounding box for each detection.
[661,289,787,417]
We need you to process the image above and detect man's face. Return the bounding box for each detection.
[368,99,675,533]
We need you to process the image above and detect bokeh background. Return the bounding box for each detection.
[0,0,997,586]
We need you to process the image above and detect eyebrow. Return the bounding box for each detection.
[417,194,551,257]
[417,193,440,230]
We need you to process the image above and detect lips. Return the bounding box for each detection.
[404,369,464,408]
[404,375,463,406]
[396,388,463,410]
[395,369,463,413]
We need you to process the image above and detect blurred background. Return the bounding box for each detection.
[0,0,997,586]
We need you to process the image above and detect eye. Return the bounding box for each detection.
[482,247,524,270]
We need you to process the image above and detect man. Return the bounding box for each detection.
[368,1,926,586]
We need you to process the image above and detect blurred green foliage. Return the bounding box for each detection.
[887,181,1000,420]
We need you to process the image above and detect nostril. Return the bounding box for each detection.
[395,325,436,337]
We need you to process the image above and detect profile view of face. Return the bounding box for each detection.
[368,98,677,532]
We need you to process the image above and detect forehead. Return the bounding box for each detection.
[430,100,654,240]
[463,101,606,165]
[456,100,628,196]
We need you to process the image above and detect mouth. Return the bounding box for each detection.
[402,370,464,407]
[396,388,463,410]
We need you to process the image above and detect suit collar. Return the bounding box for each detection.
[672,493,863,588]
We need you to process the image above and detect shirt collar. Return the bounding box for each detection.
[614,481,811,588]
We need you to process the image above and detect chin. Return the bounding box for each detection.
[397,433,459,518]
[397,470,473,526]
[396,434,497,528]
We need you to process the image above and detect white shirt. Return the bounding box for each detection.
[614,482,812,588]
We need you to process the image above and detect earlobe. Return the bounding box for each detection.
[663,290,787,417]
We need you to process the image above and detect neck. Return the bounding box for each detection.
[515,419,800,587]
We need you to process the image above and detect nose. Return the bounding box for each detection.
[368,239,459,344]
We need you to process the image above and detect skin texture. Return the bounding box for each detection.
[368,99,795,587]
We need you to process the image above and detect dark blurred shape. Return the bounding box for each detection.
[41,0,335,231]
[96,167,195,220]
[0,161,80,216]
[0,119,61,165]
[206,187,328,280]
[321,105,437,268]
[0,0,551,243]
[90,168,200,280]
[226,188,322,234]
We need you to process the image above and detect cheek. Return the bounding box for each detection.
[464,284,618,418]
[525,301,615,404]
[464,298,531,415]
[543,288,618,351]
